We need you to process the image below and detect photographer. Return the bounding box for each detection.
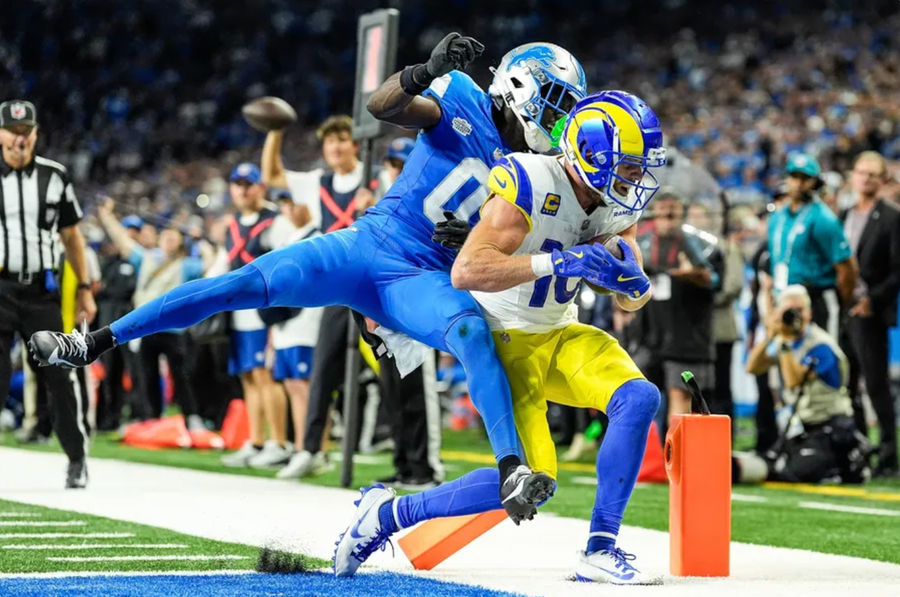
[739,285,868,484]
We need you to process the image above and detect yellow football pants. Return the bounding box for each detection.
[492,323,644,480]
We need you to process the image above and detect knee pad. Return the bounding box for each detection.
[609,379,661,426]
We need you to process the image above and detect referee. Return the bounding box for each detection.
[0,99,96,488]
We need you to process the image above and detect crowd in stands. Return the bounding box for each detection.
[2,1,899,485]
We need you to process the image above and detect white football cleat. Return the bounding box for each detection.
[333,484,396,577]
[221,440,260,467]
[247,440,293,469]
[575,547,662,585]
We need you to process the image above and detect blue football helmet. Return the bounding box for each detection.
[488,43,587,154]
[559,90,666,211]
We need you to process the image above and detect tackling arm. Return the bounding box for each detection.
[366,72,442,130]
[450,196,535,292]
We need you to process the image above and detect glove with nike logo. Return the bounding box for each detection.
[550,244,610,279]
[583,239,650,298]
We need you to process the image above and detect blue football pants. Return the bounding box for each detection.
[110,220,519,461]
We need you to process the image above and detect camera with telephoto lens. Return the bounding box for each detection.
[781,307,804,333]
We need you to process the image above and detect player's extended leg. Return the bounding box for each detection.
[546,323,661,585]
[332,327,561,577]
[28,230,368,367]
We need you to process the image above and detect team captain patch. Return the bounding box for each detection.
[541,193,560,216]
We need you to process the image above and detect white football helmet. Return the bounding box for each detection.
[489,43,588,154]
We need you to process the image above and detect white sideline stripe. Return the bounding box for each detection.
[0,521,85,527]
[798,501,900,517]
[46,555,250,562]
[0,532,134,539]
[0,513,41,518]
[0,570,256,579]
[3,543,189,550]
[732,493,769,503]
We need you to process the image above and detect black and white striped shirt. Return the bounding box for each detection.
[0,155,83,275]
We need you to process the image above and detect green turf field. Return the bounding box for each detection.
[0,497,328,574]
[3,424,899,567]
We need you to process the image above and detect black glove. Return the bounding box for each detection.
[431,210,471,251]
[400,33,485,95]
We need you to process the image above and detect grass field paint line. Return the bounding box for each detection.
[0,570,255,579]
[3,544,189,550]
[0,533,135,539]
[46,555,250,562]
[0,521,85,527]
[0,513,41,518]
[764,481,900,503]
[798,502,900,517]
[731,493,769,503]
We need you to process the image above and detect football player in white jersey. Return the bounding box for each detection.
[332,91,666,585]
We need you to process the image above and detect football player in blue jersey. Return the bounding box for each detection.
[28,33,586,523]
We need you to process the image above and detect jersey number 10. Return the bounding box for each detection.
[530,239,581,308]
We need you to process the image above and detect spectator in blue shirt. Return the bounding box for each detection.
[767,153,857,338]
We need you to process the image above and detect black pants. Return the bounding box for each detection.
[0,280,86,461]
[303,306,349,454]
[807,286,841,339]
[755,372,778,454]
[191,339,240,427]
[137,332,198,418]
[379,355,440,480]
[846,314,897,468]
[713,341,735,422]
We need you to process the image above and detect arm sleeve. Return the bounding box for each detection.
[802,343,841,389]
[127,245,145,269]
[57,172,84,229]
[485,155,534,231]
[813,210,853,265]
[421,71,477,138]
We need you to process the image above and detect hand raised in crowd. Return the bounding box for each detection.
[353,187,376,213]
[97,195,116,219]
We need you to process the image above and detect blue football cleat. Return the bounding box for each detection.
[333,483,396,577]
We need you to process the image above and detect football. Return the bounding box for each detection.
[592,233,625,260]
[241,96,298,132]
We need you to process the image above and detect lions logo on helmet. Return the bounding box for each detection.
[559,90,666,211]
[489,43,587,154]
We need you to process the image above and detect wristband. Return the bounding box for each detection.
[77,282,91,291]
[531,253,554,278]
[399,64,432,96]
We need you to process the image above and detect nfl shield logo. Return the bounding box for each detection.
[10,103,27,120]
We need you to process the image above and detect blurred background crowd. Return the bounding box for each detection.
[2,0,899,486]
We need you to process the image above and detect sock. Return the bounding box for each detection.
[587,379,660,555]
[89,326,117,355]
[378,500,398,535]
[498,454,522,482]
[186,415,205,432]
[393,468,501,529]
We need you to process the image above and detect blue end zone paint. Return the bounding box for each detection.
[0,572,524,597]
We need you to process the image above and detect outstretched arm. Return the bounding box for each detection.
[261,130,288,189]
[367,32,483,130]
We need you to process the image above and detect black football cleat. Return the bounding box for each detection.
[66,459,88,489]
[500,465,555,525]
[28,328,98,369]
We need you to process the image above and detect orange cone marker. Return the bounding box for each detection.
[398,509,508,570]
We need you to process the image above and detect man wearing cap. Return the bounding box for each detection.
[0,99,95,487]
[217,163,292,469]
[767,153,857,339]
